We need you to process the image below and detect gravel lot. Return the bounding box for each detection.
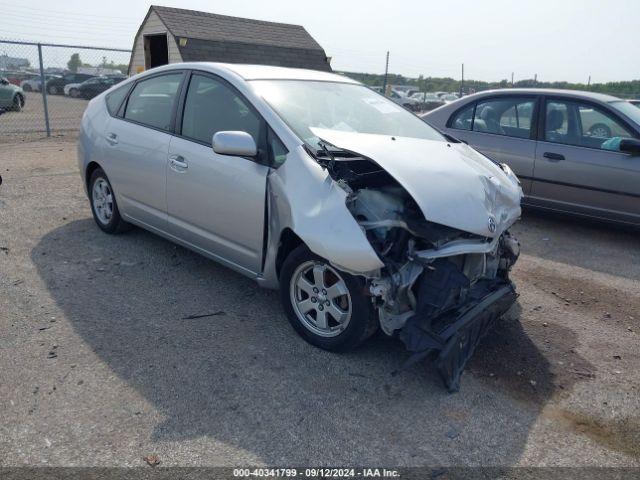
[0,92,88,135]
[1,135,639,468]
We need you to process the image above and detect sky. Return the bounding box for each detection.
[1,0,639,83]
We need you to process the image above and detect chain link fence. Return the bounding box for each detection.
[0,40,130,139]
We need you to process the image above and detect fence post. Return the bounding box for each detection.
[37,43,51,137]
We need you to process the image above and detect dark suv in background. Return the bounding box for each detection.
[46,73,94,95]
[77,75,127,99]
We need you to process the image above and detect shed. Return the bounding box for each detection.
[128,6,332,75]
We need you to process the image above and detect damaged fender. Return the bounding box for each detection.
[258,145,384,289]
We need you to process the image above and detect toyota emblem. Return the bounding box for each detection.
[488,217,497,233]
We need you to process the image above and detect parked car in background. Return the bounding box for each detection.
[4,71,38,86]
[424,89,640,225]
[441,93,460,104]
[64,82,83,98]
[21,74,61,92]
[410,92,445,111]
[45,73,95,95]
[77,75,127,99]
[389,89,420,111]
[629,99,640,108]
[0,77,25,111]
[78,62,522,391]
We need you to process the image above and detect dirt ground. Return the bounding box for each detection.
[0,135,639,468]
[0,92,88,135]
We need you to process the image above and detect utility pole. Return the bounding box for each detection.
[382,51,389,96]
[511,72,514,86]
[587,75,591,87]
[534,73,537,85]
[460,63,464,96]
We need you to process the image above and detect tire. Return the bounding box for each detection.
[69,88,79,98]
[589,123,611,138]
[88,167,131,234]
[280,245,378,352]
[22,84,32,92]
[12,94,24,112]
[48,85,58,95]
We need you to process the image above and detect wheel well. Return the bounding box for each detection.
[85,162,101,192]
[275,228,304,279]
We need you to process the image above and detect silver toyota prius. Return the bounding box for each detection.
[423,89,640,226]
[78,63,522,390]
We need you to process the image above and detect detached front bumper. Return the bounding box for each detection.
[399,281,517,392]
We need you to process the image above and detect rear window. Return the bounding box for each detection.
[105,83,130,116]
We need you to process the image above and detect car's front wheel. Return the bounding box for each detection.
[48,85,58,95]
[280,245,377,352]
[89,167,131,234]
[69,88,80,98]
[12,94,24,112]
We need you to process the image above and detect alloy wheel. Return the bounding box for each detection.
[290,260,352,337]
[92,178,114,225]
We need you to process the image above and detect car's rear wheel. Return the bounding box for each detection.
[48,85,58,95]
[280,245,377,352]
[12,94,24,112]
[89,168,131,234]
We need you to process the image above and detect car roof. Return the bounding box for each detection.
[468,88,622,103]
[143,62,360,84]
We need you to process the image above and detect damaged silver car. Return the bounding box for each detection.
[78,63,522,391]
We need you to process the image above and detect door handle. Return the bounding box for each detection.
[169,154,188,171]
[106,133,118,145]
[543,152,565,161]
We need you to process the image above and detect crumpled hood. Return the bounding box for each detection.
[310,128,523,238]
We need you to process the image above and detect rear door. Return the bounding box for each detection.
[530,97,640,223]
[104,71,185,230]
[166,71,270,274]
[445,95,538,194]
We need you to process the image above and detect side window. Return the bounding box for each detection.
[578,105,632,141]
[105,83,130,116]
[268,130,288,167]
[124,73,182,131]
[181,74,261,145]
[473,98,535,138]
[449,103,474,130]
[545,100,633,150]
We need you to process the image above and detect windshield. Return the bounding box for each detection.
[250,80,444,148]
[610,101,640,127]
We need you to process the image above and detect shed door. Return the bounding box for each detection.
[144,34,169,69]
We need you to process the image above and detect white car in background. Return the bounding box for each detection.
[20,74,60,93]
[441,93,460,104]
[64,82,83,98]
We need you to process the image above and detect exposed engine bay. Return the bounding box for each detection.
[316,145,520,392]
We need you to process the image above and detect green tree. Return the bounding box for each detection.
[67,53,82,73]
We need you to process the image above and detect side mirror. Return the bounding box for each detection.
[619,138,640,156]
[212,131,257,157]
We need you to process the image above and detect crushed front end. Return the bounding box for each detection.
[320,146,521,391]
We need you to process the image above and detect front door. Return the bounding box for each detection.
[166,72,269,274]
[530,98,640,223]
[446,96,538,194]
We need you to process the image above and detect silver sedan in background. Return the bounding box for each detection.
[78,63,523,391]
[423,89,640,226]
